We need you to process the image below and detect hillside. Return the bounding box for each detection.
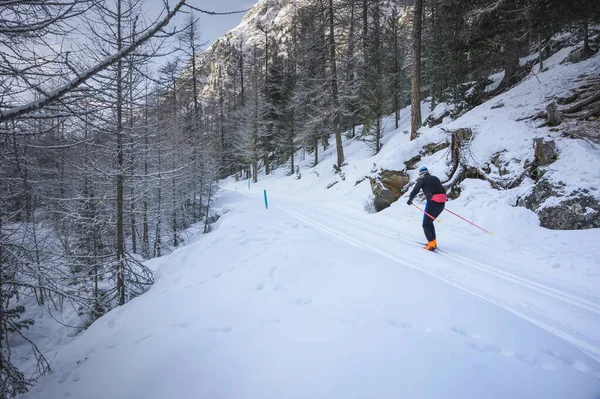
[239,42,600,231]
[16,29,600,399]
[195,0,600,231]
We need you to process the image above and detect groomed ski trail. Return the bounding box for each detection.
[277,200,600,361]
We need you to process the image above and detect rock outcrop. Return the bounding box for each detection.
[370,170,410,212]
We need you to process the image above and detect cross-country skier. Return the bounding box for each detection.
[406,166,447,251]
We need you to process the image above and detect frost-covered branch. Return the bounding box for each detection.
[0,0,187,123]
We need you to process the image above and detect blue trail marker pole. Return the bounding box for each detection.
[248,177,250,189]
[263,190,269,209]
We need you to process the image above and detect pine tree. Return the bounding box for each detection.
[411,0,424,140]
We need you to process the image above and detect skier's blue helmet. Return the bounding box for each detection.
[419,166,429,175]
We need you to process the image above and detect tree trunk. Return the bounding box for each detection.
[429,0,437,110]
[347,0,356,136]
[410,0,423,140]
[172,163,178,248]
[329,0,344,168]
[582,19,592,58]
[154,147,162,258]
[203,177,214,234]
[290,109,295,175]
[239,41,245,106]
[393,7,400,130]
[264,154,270,175]
[142,91,150,259]
[115,0,126,306]
[546,102,562,126]
[375,117,381,153]
[128,51,137,255]
[502,40,519,87]
[538,35,544,71]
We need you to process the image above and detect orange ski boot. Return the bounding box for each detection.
[424,240,437,251]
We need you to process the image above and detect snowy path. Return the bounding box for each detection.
[22,190,600,399]
[277,198,600,361]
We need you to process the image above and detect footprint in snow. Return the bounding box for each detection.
[516,352,537,366]
[133,333,153,345]
[58,371,71,384]
[291,297,312,305]
[540,361,560,370]
[467,342,505,354]
[450,326,468,336]
[171,321,191,328]
[387,320,415,329]
[236,237,251,245]
[262,318,282,324]
[256,282,265,291]
[207,327,233,333]
[450,326,480,339]
[548,350,593,373]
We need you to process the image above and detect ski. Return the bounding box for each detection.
[397,235,444,254]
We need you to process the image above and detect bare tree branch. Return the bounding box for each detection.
[0,0,187,123]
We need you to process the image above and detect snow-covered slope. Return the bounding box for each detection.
[19,27,600,399]
[20,188,600,399]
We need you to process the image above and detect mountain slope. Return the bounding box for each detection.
[19,40,600,399]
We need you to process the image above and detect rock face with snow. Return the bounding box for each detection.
[537,193,600,230]
[514,136,598,230]
[519,180,600,230]
[533,138,558,165]
[370,170,409,212]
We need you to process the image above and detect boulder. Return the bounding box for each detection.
[372,188,399,212]
[378,170,410,195]
[424,109,451,127]
[518,179,561,210]
[518,179,600,230]
[423,141,450,155]
[533,138,558,165]
[369,170,410,212]
[404,155,421,170]
[537,194,600,230]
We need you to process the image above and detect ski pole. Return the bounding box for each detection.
[411,203,440,223]
[445,208,493,235]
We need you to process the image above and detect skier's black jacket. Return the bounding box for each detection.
[408,174,446,203]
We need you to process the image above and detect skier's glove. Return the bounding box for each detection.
[407,200,412,205]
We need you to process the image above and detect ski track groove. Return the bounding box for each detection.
[301,203,600,315]
[278,204,600,360]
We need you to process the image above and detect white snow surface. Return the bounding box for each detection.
[19,46,600,399]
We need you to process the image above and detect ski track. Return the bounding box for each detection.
[278,202,600,361]
[303,203,600,315]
